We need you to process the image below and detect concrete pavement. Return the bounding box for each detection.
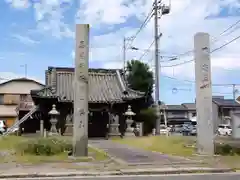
[5,173,240,180]
[89,140,200,166]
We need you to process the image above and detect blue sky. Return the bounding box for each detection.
[0,0,240,104]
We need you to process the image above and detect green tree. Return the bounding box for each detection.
[126,60,154,96]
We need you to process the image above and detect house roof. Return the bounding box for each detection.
[182,103,196,110]
[165,105,187,110]
[213,97,240,107]
[0,78,44,86]
[32,67,145,103]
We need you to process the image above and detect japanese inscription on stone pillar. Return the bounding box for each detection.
[194,32,214,155]
[73,24,89,156]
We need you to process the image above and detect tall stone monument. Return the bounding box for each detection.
[73,24,89,156]
[194,32,214,155]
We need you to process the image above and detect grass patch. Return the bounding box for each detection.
[112,136,196,157]
[0,136,108,164]
[88,146,109,161]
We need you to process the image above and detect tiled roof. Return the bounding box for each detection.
[34,67,145,103]
[213,97,240,107]
[182,103,196,110]
[165,105,187,110]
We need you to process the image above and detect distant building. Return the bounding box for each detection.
[212,96,240,131]
[163,105,191,125]
[0,78,44,128]
[182,103,196,119]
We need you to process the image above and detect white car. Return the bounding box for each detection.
[0,120,7,134]
[217,124,232,136]
[160,126,169,135]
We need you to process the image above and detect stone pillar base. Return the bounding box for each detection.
[108,124,121,137]
[125,130,135,137]
[64,124,73,136]
[48,132,59,136]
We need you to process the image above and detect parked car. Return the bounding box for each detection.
[174,125,183,133]
[190,126,197,136]
[217,124,232,136]
[182,123,193,136]
[160,125,169,135]
[0,120,7,134]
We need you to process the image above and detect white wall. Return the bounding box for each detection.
[0,81,44,94]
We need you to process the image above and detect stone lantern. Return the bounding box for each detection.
[124,105,136,137]
[48,104,60,136]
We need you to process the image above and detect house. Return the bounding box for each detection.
[30,67,145,137]
[181,103,196,120]
[212,96,240,131]
[164,105,191,125]
[0,78,44,128]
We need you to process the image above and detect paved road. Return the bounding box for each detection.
[7,173,240,180]
[89,140,199,166]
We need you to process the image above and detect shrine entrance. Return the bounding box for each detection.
[88,111,108,138]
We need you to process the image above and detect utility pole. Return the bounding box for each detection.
[212,83,240,100]
[154,0,161,134]
[20,64,27,77]
[153,0,171,135]
[123,37,126,71]
[73,24,89,157]
[233,84,236,100]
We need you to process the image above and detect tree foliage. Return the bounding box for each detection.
[126,60,154,96]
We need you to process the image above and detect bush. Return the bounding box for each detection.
[138,107,157,135]
[215,143,234,155]
[17,137,72,156]
[215,143,240,156]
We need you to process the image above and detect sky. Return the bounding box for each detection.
[0,0,240,104]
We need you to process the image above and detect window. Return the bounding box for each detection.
[20,94,32,101]
[3,94,20,104]
[0,94,3,105]
[171,111,184,115]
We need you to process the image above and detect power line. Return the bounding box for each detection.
[212,19,240,43]
[211,35,240,53]
[159,19,240,65]
[125,4,154,49]
[161,34,240,67]
[138,39,155,61]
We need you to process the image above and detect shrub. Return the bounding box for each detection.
[214,143,240,156]
[215,143,234,155]
[138,107,157,135]
[17,137,72,156]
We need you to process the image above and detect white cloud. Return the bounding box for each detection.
[6,0,74,39]
[11,34,39,45]
[6,0,240,81]
[73,0,240,82]
[5,0,29,9]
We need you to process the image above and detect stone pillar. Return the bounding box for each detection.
[194,32,214,155]
[136,122,143,136]
[230,110,240,139]
[124,105,136,137]
[40,120,44,137]
[48,104,60,136]
[108,113,121,137]
[64,113,73,136]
